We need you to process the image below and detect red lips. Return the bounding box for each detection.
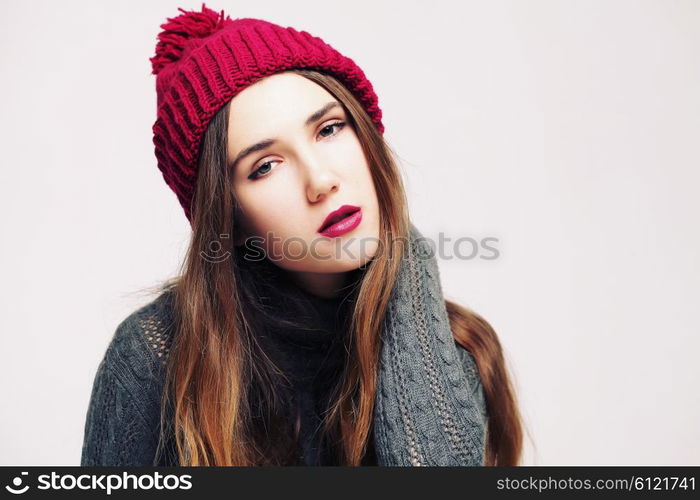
[318,204,361,232]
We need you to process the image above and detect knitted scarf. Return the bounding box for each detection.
[373,222,487,466]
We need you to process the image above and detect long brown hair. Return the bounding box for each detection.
[152,68,523,466]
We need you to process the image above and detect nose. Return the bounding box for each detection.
[304,157,340,203]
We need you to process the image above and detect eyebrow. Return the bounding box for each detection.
[229,101,341,171]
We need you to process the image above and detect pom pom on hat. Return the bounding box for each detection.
[150,3,231,75]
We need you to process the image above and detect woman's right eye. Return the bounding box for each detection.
[248,160,279,180]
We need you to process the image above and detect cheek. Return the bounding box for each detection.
[341,139,380,230]
[233,183,303,240]
[330,134,374,187]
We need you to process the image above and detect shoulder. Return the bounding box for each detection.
[102,289,176,398]
[81,289,177,466]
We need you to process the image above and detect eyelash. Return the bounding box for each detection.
[247,121,347,181]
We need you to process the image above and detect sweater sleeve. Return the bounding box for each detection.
[79,297,175,467]
[80,352,160,466]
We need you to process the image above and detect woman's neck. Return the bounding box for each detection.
[286,267,362,299]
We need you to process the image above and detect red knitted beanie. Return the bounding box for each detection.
[150,3,385,225]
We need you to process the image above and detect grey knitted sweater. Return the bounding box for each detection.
[80,223,488,466]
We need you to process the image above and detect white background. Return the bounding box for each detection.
[1,0,698,465]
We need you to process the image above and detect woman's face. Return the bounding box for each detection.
[227,72,380,297]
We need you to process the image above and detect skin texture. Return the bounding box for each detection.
[227,72,381,298]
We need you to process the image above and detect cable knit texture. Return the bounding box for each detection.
[80,223,487,466]
[150,3,384,224]
[373,223,487,465]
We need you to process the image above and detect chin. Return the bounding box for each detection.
[268,227,380,273]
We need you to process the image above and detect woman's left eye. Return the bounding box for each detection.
[319,121,346,139]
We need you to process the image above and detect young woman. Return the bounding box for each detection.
[81,4,523,466]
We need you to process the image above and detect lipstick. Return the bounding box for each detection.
[318,205,362,237]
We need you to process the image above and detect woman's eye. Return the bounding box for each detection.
[319,121,346,139]
[248,160,279,180]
